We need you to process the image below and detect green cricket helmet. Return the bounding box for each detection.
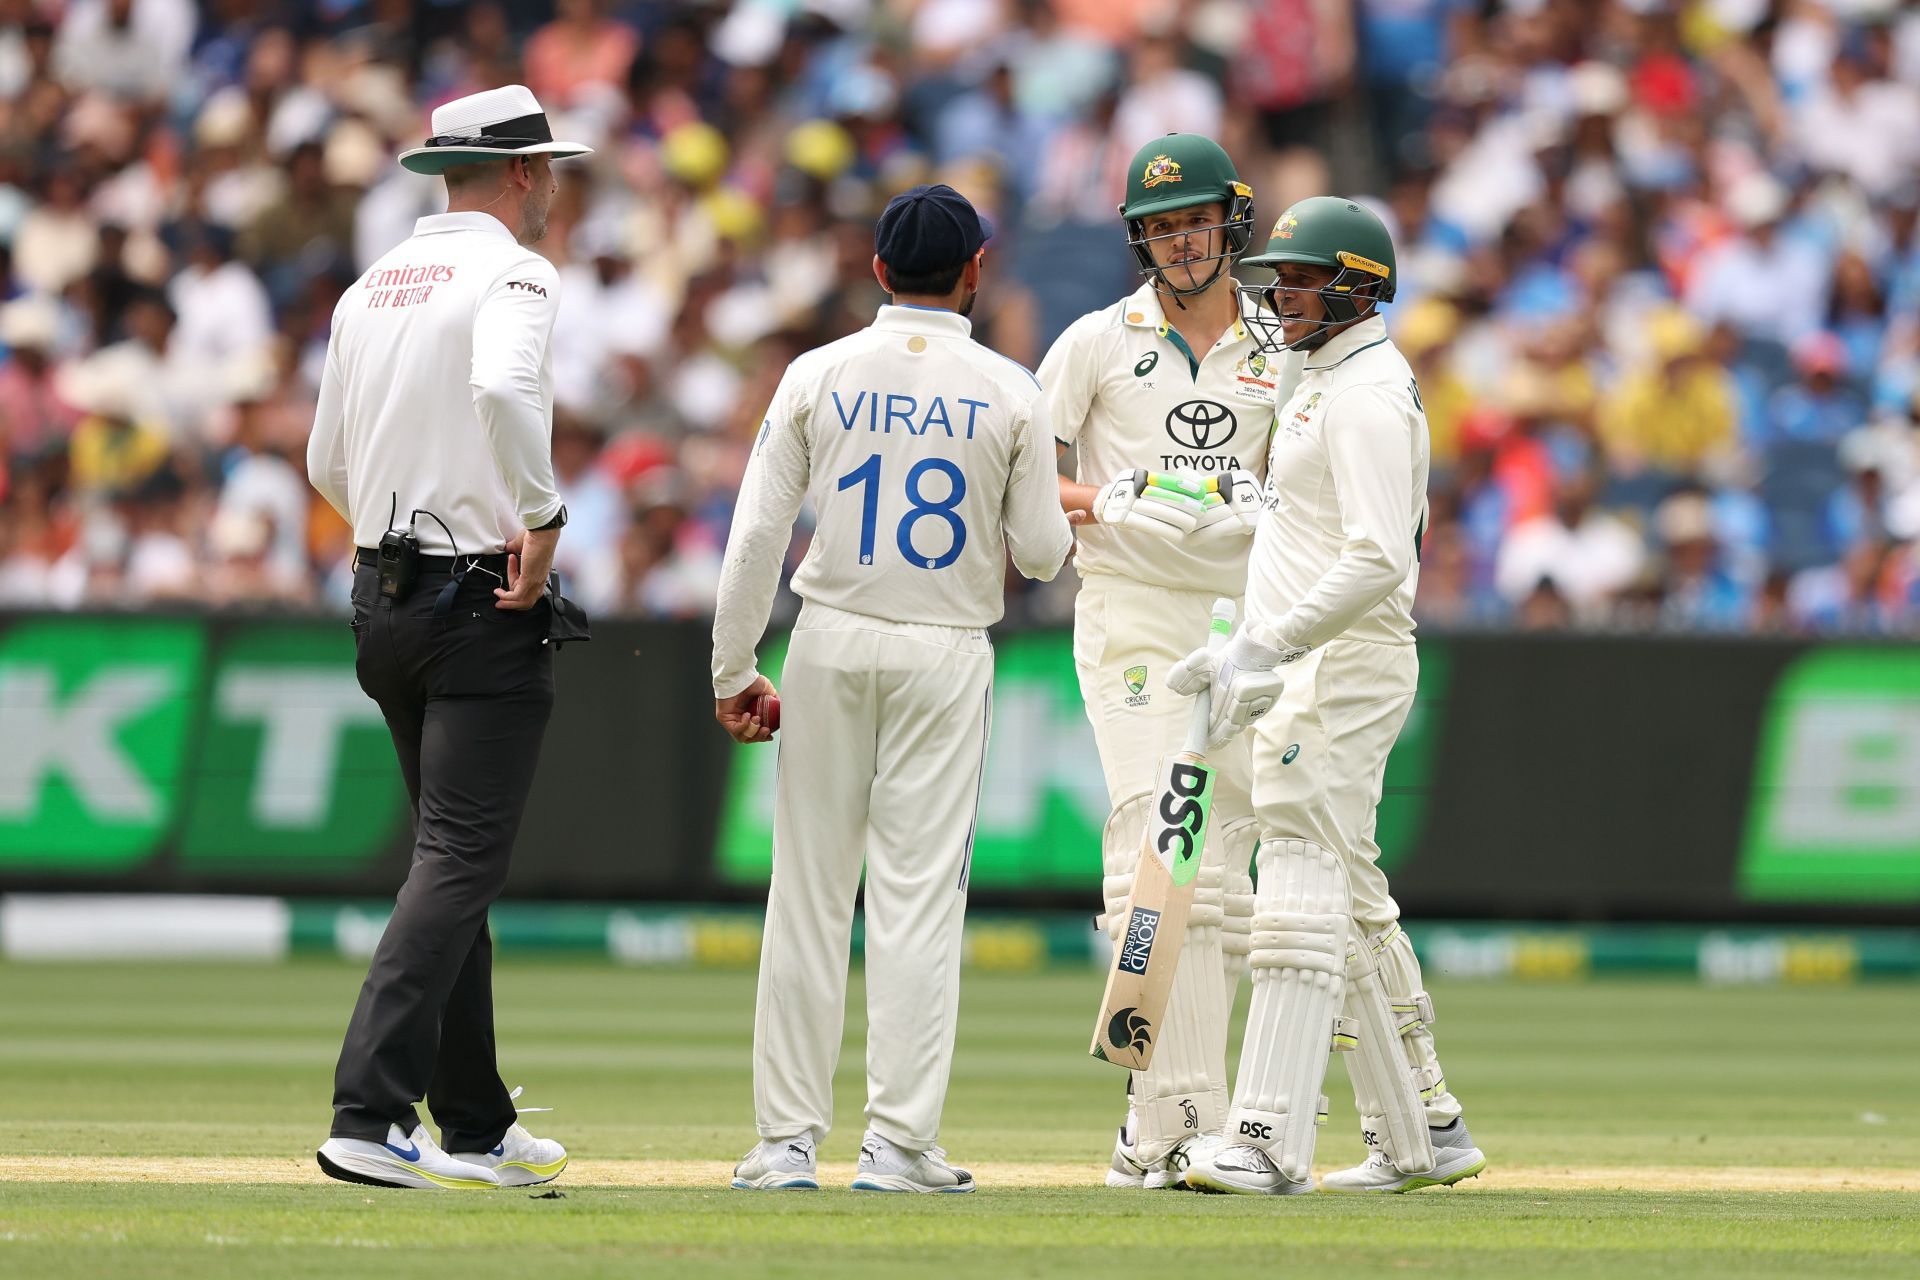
[1239,196,1397,352]
[1118,134,1255,301]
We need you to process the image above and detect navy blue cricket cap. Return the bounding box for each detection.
[874,184,994,277]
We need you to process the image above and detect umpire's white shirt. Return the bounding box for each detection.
[308,211,565,555]
[711,304,1071,697]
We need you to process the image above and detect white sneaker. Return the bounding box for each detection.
[1321,1118,1487,1193]
[849,1132,975,1194]
[1182,1141,1314,1196]
[1106,1124,1184,1189]
[731,1133,820,1190]
[449,1122,569,1187]
[317,1123,500,1190]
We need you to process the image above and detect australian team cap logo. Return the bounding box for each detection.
[1142,155,1183,189]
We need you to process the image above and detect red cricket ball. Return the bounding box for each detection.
[751,692,780,733]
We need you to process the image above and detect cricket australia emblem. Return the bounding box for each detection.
[1141,154,1182,189]
[1124,665,1150,707]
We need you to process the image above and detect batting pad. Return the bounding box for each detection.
[1218,817,1258,996]
[1229,838,1349,1181]
[1097,792,1152,943]
[1133,781,1231,1159]
[1369,924,1463,1127]
[1340,929,1437,1175]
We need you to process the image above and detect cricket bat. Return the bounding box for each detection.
[1090,597,1236,1070]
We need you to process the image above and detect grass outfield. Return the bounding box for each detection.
[1,960,1916,1278]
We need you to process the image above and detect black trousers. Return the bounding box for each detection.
[329,561,554,1149]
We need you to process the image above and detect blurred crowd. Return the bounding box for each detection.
[0,0,1915,633]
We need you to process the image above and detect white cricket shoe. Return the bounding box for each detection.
[1321,1118,1487,1193]
[849,1132,975,1194]
[731,1133,820,1190]
[1182,1141,1314,1196]
[1106,1124,1184,1189]
[317,1123,500,1190]
[449,1122,569,1187]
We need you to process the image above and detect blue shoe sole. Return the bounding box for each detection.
[731,1177,818,1190]
[849,1178,973,1193]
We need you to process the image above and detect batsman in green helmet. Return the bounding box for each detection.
[1168,195,1488,1196]
[1036,134,1306,1191]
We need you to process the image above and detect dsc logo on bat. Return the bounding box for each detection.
[1156,762,1213,871]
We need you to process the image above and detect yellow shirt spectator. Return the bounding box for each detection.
[1598,309,1737,470]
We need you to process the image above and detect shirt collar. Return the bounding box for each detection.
[1120,281,1250,345]
[412,211,517,240]
[872,304,973,338]
[1304,313,1389,370]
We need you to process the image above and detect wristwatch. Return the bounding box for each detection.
[533,505,568,531]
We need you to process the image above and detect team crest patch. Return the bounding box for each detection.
[1248,353,1267,378]
[1142,155,1182,189]
[1124,665,1151,707]
[1273,212,1299,240]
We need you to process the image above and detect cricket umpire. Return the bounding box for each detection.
[306,84,589,1191]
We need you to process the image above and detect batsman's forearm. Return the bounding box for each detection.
[1059,475,1099,517]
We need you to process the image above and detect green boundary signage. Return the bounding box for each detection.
[1739,647,1920,902]
[0,614,1913,923]
[0,617,407,879]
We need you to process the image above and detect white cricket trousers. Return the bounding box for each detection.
[751,601,994,1152]
[1249,637,1416,931]
[1072,573,1254,815]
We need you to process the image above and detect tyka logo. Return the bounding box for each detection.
[1118,907,1161,975]
[1108,1006,1153,1053]
[1165,400,1237,451]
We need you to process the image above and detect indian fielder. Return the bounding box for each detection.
[1169,197,1487,1194]
[710,184,1072,1194]
[1038,133,1304,1187]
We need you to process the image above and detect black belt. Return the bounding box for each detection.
[355,548,512,576]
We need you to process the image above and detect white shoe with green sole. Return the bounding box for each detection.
[1321,1118,1487,1192]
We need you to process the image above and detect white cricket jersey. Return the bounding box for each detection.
[307,211,564,556]
[1246,315,1431,652]
[1037,281,1285,595]
[711,304,1073,698]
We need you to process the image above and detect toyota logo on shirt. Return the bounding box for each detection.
[1164,400,1238,451]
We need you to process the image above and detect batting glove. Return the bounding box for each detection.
[1092,469,1208,540]
[1190,469,1265,544]
[1165,631,1298,748]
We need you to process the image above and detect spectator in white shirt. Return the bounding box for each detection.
[1685,172,1831,349]
[168,226,275,393]
[1496,472,1646,622]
